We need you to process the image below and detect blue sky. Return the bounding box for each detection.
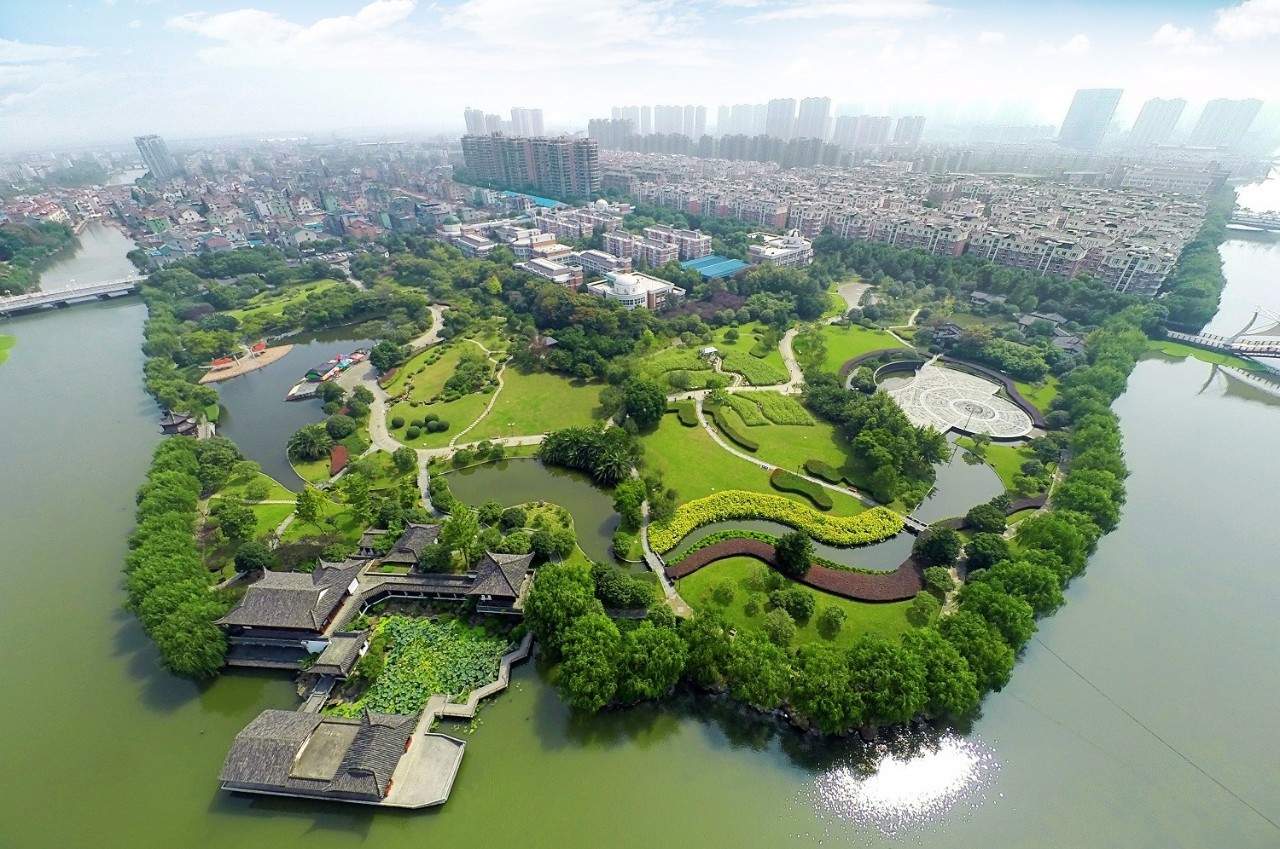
[2,0,1277,151]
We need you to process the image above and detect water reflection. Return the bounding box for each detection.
[811,730,1000,836]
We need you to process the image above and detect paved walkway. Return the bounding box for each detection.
[449,358,508,447]
[835,280,870,312]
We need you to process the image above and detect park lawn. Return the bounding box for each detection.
[219,470,296,502]
[640,344,713,381]
[471,318,511,355]
[359,450,414,491]
[0,335,13,365]
[281,496,365,545]
[291,456,332,485]
[251,501,296,540]
[676,556,914,650]
[389,389,494,449]
[712,323,787,375]
[1013,374,1060,414]
[384,344,469,403]
[1146,339,1264,371]
[954,437,1046,495]
[380,346,441,397]
[1006,508,1037,527]
[466,368,603,441]
[226,280,343,322]
[642,413,866,516]
[804,324,907,376]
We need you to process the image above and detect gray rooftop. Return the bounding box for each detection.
[380,523,440,566]
[468,551,533,599]
[218,561,363,631]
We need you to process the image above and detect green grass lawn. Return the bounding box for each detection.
[676,556,914,650]
[466,368,603,441]
[217,470,296,502]
[384,344,469,403]
[280,496,365,544]
[380,345,445,397]
[388,390,494,449]
[250,501,296,540]
[1146,339,1264,371]
[1013,374,1060,414]
[0,335,15,366]
[226,280,343,322]
[290,456,333,485]
[1006,508,1038,526]
[799,324,908,376]
[712,323,787,375]
[641,413,866,516]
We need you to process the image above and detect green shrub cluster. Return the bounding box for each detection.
[667,400,700,427]
[649,490,902,552]
[737,391,813,425]
[803,458,853,486]
[724,393,770,426]
[720,350,788,385]
[769,468,833,510]
[705,403,759,451]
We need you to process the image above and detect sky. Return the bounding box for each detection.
[1,0,1278,151]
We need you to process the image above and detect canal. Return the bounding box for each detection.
[35,220,139,293]
[1,179,1278,846]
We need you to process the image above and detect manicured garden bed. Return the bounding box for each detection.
[769,468,832,510]
[705,403,758,451]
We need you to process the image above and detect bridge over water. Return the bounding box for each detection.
[1228,211,1280,232]
[0,276,142,316]
[1166,306,1280,360]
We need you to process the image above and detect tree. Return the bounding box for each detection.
[477,499,503,526]
[338,473,374,522]
[769,586,816,622]
[975,559,1065,616]
[816,605,846,638]
[439,505,482,566]
[762,607,797,646]
[194,437,242,493]
[210,499,255,542]
[939,610,1015,693]
[1016,513,1088,578]
[679,611,732,689]
[621,376,667,429]
[964,533,1011,571]
[792,644,861,733]
[418,544,453,573]
[727,632,791,710]
[498,506,527,530]
[287,423,333,461]
[846,635,927,726]
[774,530,814,578]
[325,414,356,440]
[369,339,406,373]
[709,579,736,606]
[558,613,621,711]
[522,564,603,656]
[912,527,962,567]
[965,503,1007,534]
[233,541,273,573]
[389,446,416,475]
[294,485,323,527]
[902,628,980,718]
[906,590,941,626]
[611,478,647,530]
[959,582,1036,650]
[615,622,687,704]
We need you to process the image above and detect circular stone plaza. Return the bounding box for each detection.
[886,362,1034,439]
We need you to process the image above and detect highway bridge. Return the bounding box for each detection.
[1229,212,1280,232]
[0,276,142,316]
[1166,306,1280,360]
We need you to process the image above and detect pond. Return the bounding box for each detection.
[444,458,621,565]
[913,440,1005,523]
[214,328,372,489]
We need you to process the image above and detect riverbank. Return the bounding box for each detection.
[197,344,294,384]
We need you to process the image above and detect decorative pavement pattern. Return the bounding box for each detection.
[887,362,1033,439]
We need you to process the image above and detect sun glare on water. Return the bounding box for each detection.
[811,732,1000,837]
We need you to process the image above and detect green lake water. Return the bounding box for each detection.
[1,206,1279,846]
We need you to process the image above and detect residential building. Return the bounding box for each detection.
[602,230,678,266]
[967,230,1088,278]
[893,116,927,146]
[454,233,496,258]
[516,256,582,287]
[1128,98,1186,147]
[1189,98,1263,148]
[460,135,600,198]
[1118,164,1226,197]
[510,106,544,137]
[795,97,831,140]
[587,271,685,310]
[134,134,181,182]
[749,229,814,267]
[642,224,712,260]
[765,99,797,140]
[570,249,632,276]
[1057,88,1123,149]
[463,107,487,135]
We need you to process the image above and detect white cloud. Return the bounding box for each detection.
[739,0,941,25]
[1214,0,1280,40]
[1038,33,1091,57]
[978,31,1005,45]
[0,38,92,64]
[1147,23,1222,55]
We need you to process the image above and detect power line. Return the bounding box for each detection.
[1033,636,1280,834]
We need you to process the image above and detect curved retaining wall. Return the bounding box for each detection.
[665,538,923,603]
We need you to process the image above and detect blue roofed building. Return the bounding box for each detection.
[681,255,750,279]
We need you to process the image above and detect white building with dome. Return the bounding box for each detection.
[749,229,814,268]
[587,272,686,311]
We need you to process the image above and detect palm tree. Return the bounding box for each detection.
[287,423,333,461]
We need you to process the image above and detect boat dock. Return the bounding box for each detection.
[285,381,320,401]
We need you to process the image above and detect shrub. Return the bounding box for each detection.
[705,404,758,451]
[922,565,955,598]
[907,590,941,626]
[405,426,422,440]
[721,350,788,385]
[762,608,796,646]
[391,416,405,429]
[804,458,849,485]
[738,391,813,425]
[769,469,833,510]
[436,420,450,431]
[649,490,903,553]
[743,592,768,617]
[668,400,699,427]
[769,586,816,622]
[410,419,425,429]
[709,580,736,606]
[424,413,439,424]
[816,605,846,638]
[912,527,962,567]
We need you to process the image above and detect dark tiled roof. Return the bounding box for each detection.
[468,551,533,599]
[219,709,415,801]
[380,523,440,565]
[218,561,363,631]
[310,630,369,677]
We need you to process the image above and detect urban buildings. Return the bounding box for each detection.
[794,97,832,141]
[893,116,927,146]
[509,107,545,137]
[587,271,685,310]
[460,135,601,198]
[603,230,679,267]
[1189,99,1263,148]
[748,230,814,267]
[832,115,893,147]
[1128,98,1186,147]
[134,134,181,182]
[641,224,712,260]
[516,256,583,287]
[1057,89,1123,149]
[765,99,798,140]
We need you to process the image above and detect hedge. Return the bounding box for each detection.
[724,393,770,426]
[667,400,699,427]
[705,403,759,451]
[770,468,833,510]
[721,350,788,385]
[739,391,813,426]
[648,490,903,552]
[804,458,857,487]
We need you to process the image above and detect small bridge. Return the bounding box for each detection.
[0,276,143,316]
[1167,306,1280,360]
[1229,212,1280,232]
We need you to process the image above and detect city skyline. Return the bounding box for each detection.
[2,0,1279,151]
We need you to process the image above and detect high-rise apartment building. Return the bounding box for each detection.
[1189,98,1263,148]
[134,134,181,182]
[716,105,732,136]
[463,108,487,135]
[654,105,683,135]
[461,135,600,198]
[893,116,926,145]
[1128,97,1186,147]
[640,106,652,135]
[765,98,797,140]
[1057,88,1123,149]
[832,116,892,147]
[510,107,545,137]
[794,97,831,140]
